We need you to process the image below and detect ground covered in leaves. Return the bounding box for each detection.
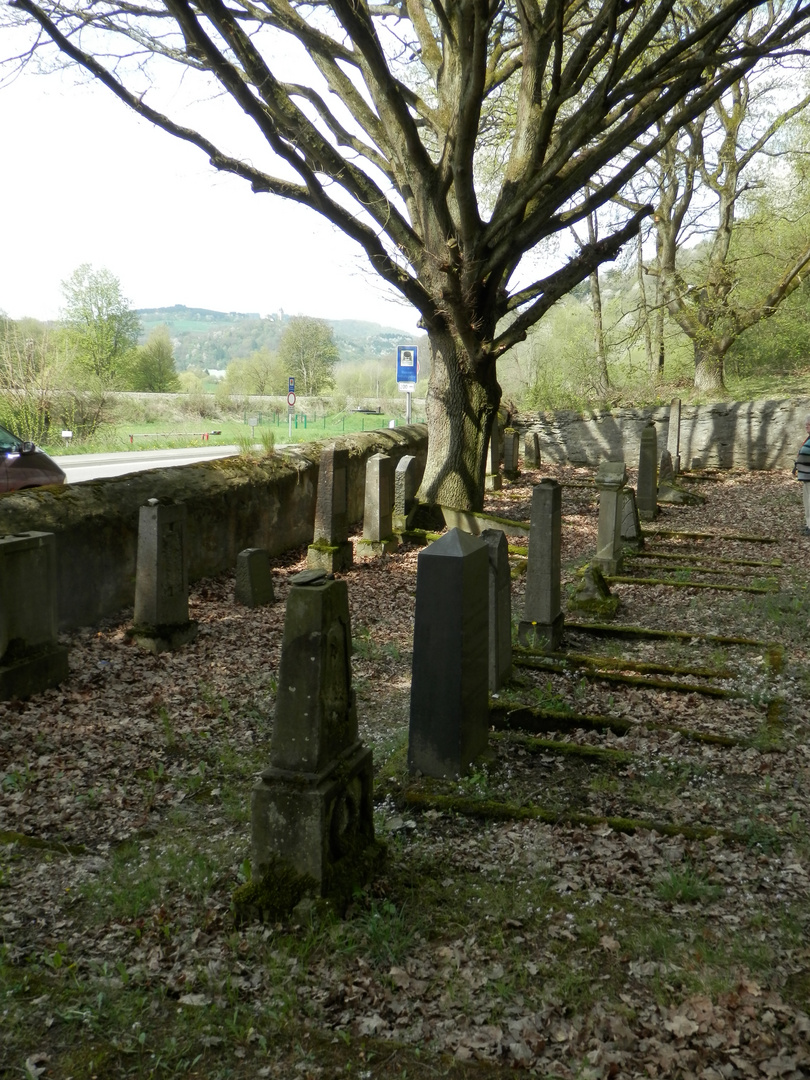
[3,461,810,1079]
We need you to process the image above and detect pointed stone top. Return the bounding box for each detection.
[422,526,485,559]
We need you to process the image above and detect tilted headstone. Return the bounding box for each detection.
[308,445,353,572]
[393,454,419,532]
[0,531,69,699]
[502,429,520,479]
[523,432,541,468]
[235,548,275,608]
[594,461,627,574]
[667,397,681,475]
[357,453,398,558]
[409,529,489,777]
[620,487,644,551]
[636,421,659,521]
[485,416,502,491]
[519,479,563,651]
[251,569,375,896]
[481,529,512,692]
[132,502,198,653]
[569,562,620,619]
[659,449,674,485]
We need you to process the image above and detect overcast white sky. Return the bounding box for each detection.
[0,64,420,332]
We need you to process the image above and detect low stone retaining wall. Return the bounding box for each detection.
[517,398,810,471]
[0,426,427,630]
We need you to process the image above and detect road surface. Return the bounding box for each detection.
[53,445,242,483]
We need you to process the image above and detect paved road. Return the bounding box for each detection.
[53,445,242,483]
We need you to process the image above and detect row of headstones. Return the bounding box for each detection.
[487,422,542,490]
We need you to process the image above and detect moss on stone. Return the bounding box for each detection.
[233,857,319,924]
[564,620,769,647]
[606,573,776,594]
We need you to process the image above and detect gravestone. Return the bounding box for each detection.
[502,429,520,479]
[658,451,707,506]
[569,563,619,619]
[659,449,674,485]
[620,487,644,551]
[393,455,419,531]
[485,416,502,491]
[523,432,541,468]
[409,529,489,778]
[0,531,69,699]
[132,502,198,653]
[308,445,353,572]
[481,529,512,692]
[667,397,681,475]
[235,548,275,608]
[250,569,375,900]
[519,479,563,651]
[357,453,398,558]
[636,422,659,521]
[594,461,627,574]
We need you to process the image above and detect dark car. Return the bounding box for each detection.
[0,424,66,494]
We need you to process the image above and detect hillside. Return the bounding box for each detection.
[136,304,418,371]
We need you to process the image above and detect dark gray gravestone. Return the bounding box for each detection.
[358,453,398,557]
[620,487,644,551]
[485,416,502,491]
[481,529,512,692]
[235,548,275,608]
[667,397,681,475]
[519,479,563,650]
[132,503,198,653]
[409,529,489,777]
[0,531,69,699]
[502,430,520,479]
[636,422,659,521]
[308,445,353,572]
[393,454,419,531]
[594,461,627,574]
[251,571,375,893]
[659,449,674,485]
[523,432,541,468]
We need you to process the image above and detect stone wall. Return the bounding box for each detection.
[516,399,810,471]
[0,426,427,630]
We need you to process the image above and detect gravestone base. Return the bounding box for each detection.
[251,741,375,895]
[307,541,353,573]
[596,552,624,576]
[518,613,564,652]
[356,535,400,559]
[485,472,502,492]
[569,565,619,619]
[657,483,706,506]
[637,505,659,523]
[129,620,199,655]
[0,643,69,700]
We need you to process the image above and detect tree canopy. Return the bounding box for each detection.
[60,264,140,389]
[10,0,810,506]
[278,317,339,397]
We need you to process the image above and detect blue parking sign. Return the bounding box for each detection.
[396,346,418,384]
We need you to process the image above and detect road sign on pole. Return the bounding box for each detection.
[288,377,295,393]
[396,346,418,386]
[287,391,296,407]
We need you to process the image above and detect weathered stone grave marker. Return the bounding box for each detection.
[308,445,353,572]
[620,488,644,551]
[594,461,627,574]
[132,502,198,653]
[502,429,520,479]
[667,397,681,475]
[409,528,489,777]
[250,569,375,904]
[636,421,659,521]
[523,431,541,468]
[659,449,674,485]
[357,453,398,558]
[235,548,275,608]
[393,454,419,532]
[485,417,502,491]
[481,529,512,692]
[0,531,69,699]
[519,479,563,651]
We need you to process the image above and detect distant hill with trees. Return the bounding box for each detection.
[136,305,415,371]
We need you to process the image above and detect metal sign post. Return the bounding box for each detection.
[287,390,296,439]
[396,345,418,425]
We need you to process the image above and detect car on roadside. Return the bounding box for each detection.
[0,424,66,494]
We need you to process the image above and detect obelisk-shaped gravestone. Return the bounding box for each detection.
[636,422,659,521]
[308,445,353,572]
[409,529,489,778]
[132,502,198,653]
[0,531,69,699]
[357,453,398,557]
[485,417,502,491]
[594,462,627,574]
[502,430,520,479]
[251,570,375,896]
[620,488,644,551]
[481,529,512,692]
[519,480,563,651]
[667,398,681,475]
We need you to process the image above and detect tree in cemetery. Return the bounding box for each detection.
[625,69,810,393]
[60,264,141,389]
[131,326,182,393]
[11,1,810,507]
[278,317,339,397]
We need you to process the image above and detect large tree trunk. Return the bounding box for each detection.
[693,343,727,393]
[417,327,500,511]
